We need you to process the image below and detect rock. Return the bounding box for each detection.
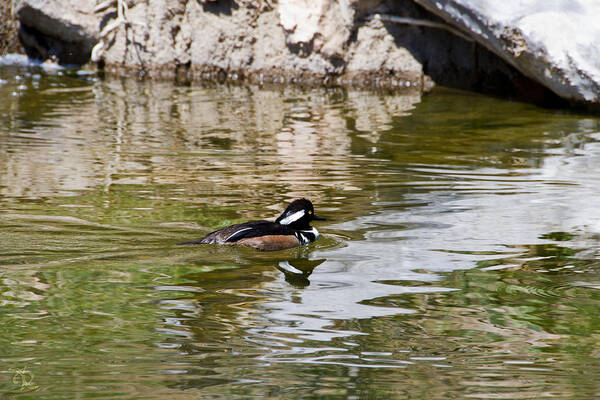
[279,0,354,62]
[14,0,429,90]
[0,1,22,54]
[15,0,594,104]
[346,15,423,84]
[414,0,600,104]
[16,0,98,64]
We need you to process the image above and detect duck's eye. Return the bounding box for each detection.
[308,210,312,214]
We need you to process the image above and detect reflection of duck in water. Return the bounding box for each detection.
[277,258,326,287]
[180,199,326,251]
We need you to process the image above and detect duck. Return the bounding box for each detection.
[179,198,325,251]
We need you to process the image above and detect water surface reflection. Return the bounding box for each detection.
[2,61,600,398]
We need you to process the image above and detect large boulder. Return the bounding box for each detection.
[414,0,600,104]
[13,0,427,89]
[13,0,600,105]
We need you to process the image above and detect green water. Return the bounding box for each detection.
[2,57,600,399]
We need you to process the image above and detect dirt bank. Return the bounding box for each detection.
[0,1,22,54]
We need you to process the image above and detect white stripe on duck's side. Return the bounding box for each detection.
[301,227,319,239]
[278,209,305,225]
[224,227,253,242]
[296,227,320,244]
[297,233,308,244]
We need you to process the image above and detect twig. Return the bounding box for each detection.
[369,13,474,43]
[94,0,115,13]
[91,0,146,63]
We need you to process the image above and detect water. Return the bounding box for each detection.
[2,57,600,399]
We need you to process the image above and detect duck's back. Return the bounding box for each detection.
[199,220,277,244]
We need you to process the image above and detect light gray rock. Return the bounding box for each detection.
[346,15,422,79]
[414,0,600,104]
[16,0,98,64]
[14,0,427,89]
[279,0,354,62]
[18,0,596,104]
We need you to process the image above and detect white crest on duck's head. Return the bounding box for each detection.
[278,209,306,225]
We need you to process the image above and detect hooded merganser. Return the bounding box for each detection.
[179,198,326,251]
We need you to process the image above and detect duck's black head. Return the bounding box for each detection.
[275,198,326,229]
